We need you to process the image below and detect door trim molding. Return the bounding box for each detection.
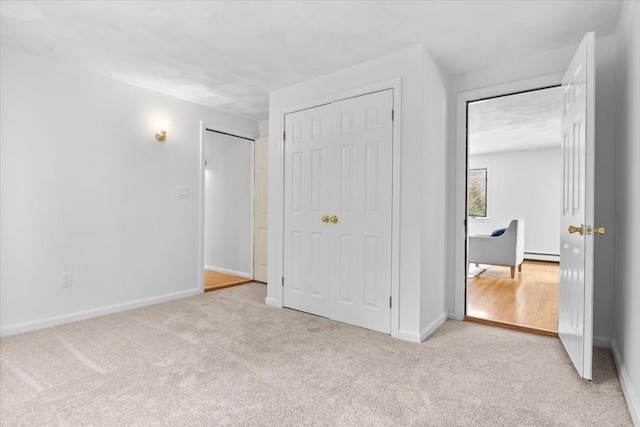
[452,73,564,320]
[270,77,402,338]
[253,137,269,283]
[198,121,257,294]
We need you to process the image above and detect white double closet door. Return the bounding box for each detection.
[283,89,393,334]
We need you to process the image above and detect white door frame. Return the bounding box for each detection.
[452,73,564,320]
[269,78,402,338]
[253,136,269,283]
[198,121,257,292]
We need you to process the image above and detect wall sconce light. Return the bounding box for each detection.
[155,120,168,142]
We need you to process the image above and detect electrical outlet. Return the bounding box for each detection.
[62,272,73,288]
[177,186,189,199]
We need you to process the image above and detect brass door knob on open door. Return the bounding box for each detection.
[321,215,330,223]
[330,215,339,224]
[568,225,584,235]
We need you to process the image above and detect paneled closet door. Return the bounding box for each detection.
[283,104,334,317]
[329,90,393,334]
[283,89,394,334]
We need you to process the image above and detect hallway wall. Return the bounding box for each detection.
[203,132,253,277]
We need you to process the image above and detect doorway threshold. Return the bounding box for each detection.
[464,315,558,338]
[204,270,253,292]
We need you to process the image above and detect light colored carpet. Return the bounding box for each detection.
[0,283,632,426]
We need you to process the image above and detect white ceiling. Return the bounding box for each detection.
[0,1,622,121]
[468,86,563,155]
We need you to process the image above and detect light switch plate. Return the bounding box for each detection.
[177,187,189,199]
[62,272,73,288]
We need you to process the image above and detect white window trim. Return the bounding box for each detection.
[467,165,490,219]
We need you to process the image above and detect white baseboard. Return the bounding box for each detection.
[397,329,421,343]
[264,297,281,308]
[420,313,448,342]
[524,252,560,262]
[611,340,639,426]
[594,335,612,348]
[448,310,463,321]
[0,288,202,338]
[204,265,252,279]
[396,313,449,343]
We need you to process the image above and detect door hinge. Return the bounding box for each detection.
[389,296,392,309]
[391,109,394,122]
[283,131,286,141]
[281,276,284,287]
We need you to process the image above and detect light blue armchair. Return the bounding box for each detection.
[468,219,525,278]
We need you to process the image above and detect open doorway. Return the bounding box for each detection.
[203,129,254,292]
[464,86,563,336]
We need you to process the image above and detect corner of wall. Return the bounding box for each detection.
[419,44,452,338]
[612,1,640,424]
[612,340,640,425]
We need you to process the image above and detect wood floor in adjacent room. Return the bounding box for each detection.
[204,270,252,292]
[466,260,559,335]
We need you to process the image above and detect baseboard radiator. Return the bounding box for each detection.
[524,252,560,262]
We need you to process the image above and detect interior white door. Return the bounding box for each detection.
[283,104,334,317]
[253,137,269,283]
[559,32,596,380]
[329,90,393,333]
[283,89,394,333]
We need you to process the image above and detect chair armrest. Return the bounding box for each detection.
[468,235,517,266]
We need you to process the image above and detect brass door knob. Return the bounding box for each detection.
[594,226,606,235]
[330,215,339,224]
[568,225,583,235]
[321,215,330,223]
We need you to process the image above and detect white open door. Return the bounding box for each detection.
[559,32,597,380]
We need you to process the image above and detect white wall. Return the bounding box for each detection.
[258,120,269,138]
[0,47,257,336]
[268,45,449,342]
[419,50,450,340]
[613,1,640,423]
[204,132,253,277]
[468,147,561,257]
[447,35,619,345]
